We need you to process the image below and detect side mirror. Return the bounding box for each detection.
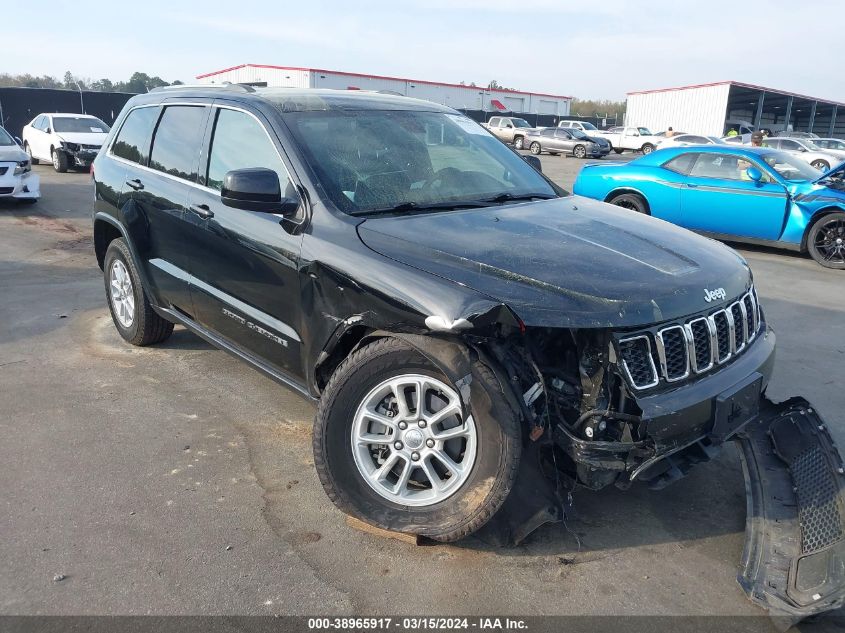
[523,155,542,173]
[46,128,52,134]
[746,166,763,183]
[14,136,22,146]
[221,168,299,215]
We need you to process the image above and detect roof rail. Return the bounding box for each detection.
[149,83,256,93]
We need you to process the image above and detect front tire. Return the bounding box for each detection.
[103,238,174,345]
[608,192,649,214]
[573,144,587,159]
[811,160,830,172]
[513,136,524,150]
[24,143,39,165]
[807,213,845,269]
[52,148,68,173]
[641,143,655,155]
[313,337,521,542]
[529,142,541,155]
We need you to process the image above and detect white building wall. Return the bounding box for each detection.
[625,84,731,136]
[198,66,310,88]
[196,65,570,115]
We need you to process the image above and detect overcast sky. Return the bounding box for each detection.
[6,0,844,101]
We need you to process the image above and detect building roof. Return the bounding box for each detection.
[627,81,845,107]
[196,64,572,101]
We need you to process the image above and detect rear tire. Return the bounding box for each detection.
[51,149,68,173]
[103,238,174,345]
[807,213,845,269]
[811,160,830,172]
[529,142,541,155]
[313,337,521,542]
[613,148,624,154]
[24,143,39,165]
[608,192,649,214]
[513,136,524,150]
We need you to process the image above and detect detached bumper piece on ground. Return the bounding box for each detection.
[738,397,845,624]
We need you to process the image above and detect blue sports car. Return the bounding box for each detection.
[573,145,845,269]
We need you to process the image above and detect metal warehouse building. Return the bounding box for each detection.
[196,64,571,117]
[626,81,845,138]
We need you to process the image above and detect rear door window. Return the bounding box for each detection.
[111,107,159,165]
[488,117,501,127]
[149,106,208,181]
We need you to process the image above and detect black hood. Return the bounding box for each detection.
[357,196,752,328]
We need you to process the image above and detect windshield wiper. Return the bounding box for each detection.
[480,192,557,204]
[351,200,490,216]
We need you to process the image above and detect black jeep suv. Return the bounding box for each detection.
[92,86,845,618]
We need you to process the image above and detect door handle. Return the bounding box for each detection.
[188,204,214,220]
[125,178,144,191]
[686,183,698,188]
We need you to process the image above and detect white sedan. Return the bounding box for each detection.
[657,134,727,148]
[0,126,39,204]
[22,113,110,173]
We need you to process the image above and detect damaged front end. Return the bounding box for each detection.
[465,297,845,622]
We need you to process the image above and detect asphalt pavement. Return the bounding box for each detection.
[1,161,843,627]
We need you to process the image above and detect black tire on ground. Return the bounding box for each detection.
[513,136,524,150]
[549,152,560,156]
[613,148,624,154]
[17,198,38,205]
[529,142,541,155]
[51,148,68,173]
[807,213,845,269]
[641,143,655,155]
[811,160,830,172]
[573,144,587,159]
[313,337,522,542]
[103,238,174,345]
[608,192,649,214]
[24,143,39,165]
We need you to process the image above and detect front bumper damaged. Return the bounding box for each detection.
[738,397,845,623]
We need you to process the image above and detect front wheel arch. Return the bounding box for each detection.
[800,208,845,252]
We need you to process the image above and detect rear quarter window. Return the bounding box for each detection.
[662,152,699,175]
[111,107,159,165]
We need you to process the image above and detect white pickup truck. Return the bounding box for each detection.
[482,116,541,150]
[591,126,663,155]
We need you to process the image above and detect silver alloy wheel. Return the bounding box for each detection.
[351,374,477,507]
[109,260,135,328]
[514,137,523,150]
[574,145,586,158]
[52,150,60,170]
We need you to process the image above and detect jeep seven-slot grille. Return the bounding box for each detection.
[619,288,760,391]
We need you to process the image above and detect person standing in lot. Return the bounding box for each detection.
[750,131,763,147]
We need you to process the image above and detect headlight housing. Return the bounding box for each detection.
[14,160,31,175]
[60,141,79,152]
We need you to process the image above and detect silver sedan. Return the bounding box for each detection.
[525,127,611,158]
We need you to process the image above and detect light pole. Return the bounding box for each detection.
[74,80,85,114]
